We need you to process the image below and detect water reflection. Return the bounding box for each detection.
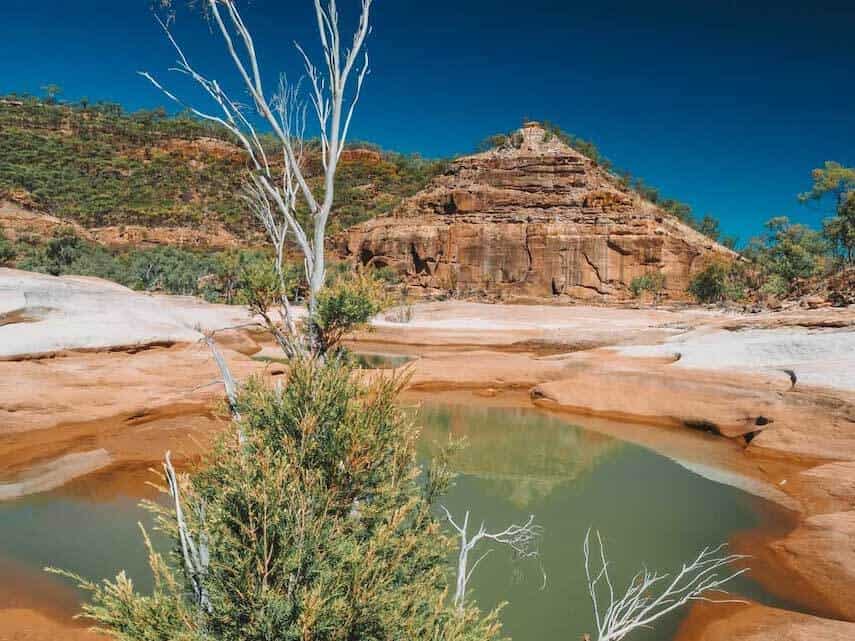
[0,475,168,624]
[0,402,789,641]
[418,404,623,508]
[415,402,787,641]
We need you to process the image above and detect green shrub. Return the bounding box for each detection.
[44,227,86,274]
[0,229,15,264]
[371,264,401,285]
[204,249,285,304]
[234,257,285,312]
[313,272,387,353]
[17,227,116,277]
[629,272,666,298]
[476,133,510,152]
[10,229,288,303]
[324,260,353,283]
[54,358,504,641]
[122,245,217,295]
[688,262,745,303]
[758,273,789,298]
[540,120,608,167]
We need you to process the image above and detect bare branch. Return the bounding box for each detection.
[200,331,253,445]
[203,334,241,421]
[163,451,211,613]
[583,529,749,641]
[441,506,543,609]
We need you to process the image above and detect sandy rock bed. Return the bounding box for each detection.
[2,269,855,641]
[0,268,254,359]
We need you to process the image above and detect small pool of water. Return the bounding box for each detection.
[0,402,789,640]
[253,349,414,370]
[416,402,788,641]
[349,350,414,369]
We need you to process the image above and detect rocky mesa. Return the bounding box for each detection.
[339,122,736,300]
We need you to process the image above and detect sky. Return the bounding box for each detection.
[2,0,854,242]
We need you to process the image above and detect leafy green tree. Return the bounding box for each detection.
[744,216,828,285]
[688,262,745,303]
[40,84,63,104]
[695,215,721,242]
[799,161,855,262]
[52,357,504,641]
[823,193,855,263]
[42,227,86,275]
[800,161,855,203]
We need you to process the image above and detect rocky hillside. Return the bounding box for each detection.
[340,122,736,301]
[2,97,738,303]
[789,266,855,308]
[0,96,444,244]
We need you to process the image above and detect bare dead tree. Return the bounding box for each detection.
[440,506,544,610]
[583,529,749,641]
[163,450,211,613]
[240,175,301,353]
[203,332,247,434]
[203,333,241,420]
[142,0,373,351]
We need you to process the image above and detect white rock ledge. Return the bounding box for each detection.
[0,268,255,359]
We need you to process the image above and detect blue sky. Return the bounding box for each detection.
[2,0,854,242]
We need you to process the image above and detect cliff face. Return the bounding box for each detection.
[339,123,736,300]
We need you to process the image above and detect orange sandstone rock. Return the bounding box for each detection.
[678,602,855,641]
[340,123,735,300]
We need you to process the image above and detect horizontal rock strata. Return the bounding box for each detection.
[340,123,736,300]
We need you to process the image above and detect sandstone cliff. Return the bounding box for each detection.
[339,122,736,300]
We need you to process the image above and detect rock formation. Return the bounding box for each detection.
[339,122,736,300]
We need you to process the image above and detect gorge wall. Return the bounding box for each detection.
[338,123,736,300]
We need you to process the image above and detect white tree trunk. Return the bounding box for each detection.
[142,0,373,351]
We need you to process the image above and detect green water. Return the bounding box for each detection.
[253,350,413,370]
[417,403,784,641]
[0,402,785,640]
[349,350,413,369]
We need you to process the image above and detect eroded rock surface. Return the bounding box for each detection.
[2,279,855,641]
[678,603,855,641]
[0,268,255,359]
[340,122,735,300]
[0,200,243,250]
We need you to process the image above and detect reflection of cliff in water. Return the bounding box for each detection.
[416,403,623,507]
